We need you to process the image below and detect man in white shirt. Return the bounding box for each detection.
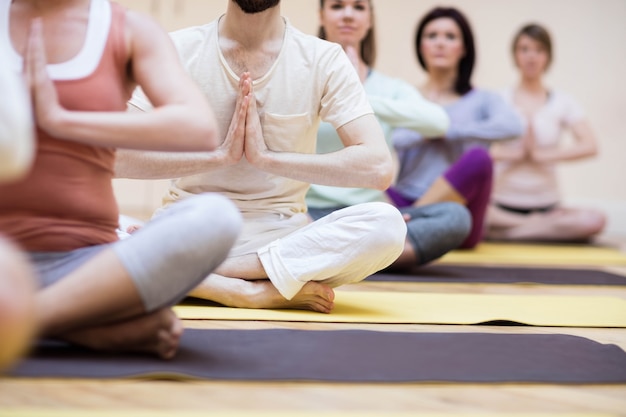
[116,0,406,313]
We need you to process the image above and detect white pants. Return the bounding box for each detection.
[257,202,406,300]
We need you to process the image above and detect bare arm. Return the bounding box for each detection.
[27,13,218,152]
[115,75,252,179]
[245,89,393,190]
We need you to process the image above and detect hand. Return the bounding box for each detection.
[243,85,268,166]
[524,121,556,162]
[522,121,535,157]
[216,73,250,165]
[24,18,66,137]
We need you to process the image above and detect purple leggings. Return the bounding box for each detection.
[387,147,493,249]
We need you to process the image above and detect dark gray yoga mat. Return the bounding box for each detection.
[10,329,626,383]
[369,265,626,286]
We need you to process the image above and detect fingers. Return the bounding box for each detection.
[245,89,257,128]
[230,73,251,128]
[24,18,62,133]
[235,75,250,133]
[240,72,251,97]
[25,19,47,91]
[243,75,256,131]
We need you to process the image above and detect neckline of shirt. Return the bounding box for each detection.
[215,14,289,86]
[1,0,111,80]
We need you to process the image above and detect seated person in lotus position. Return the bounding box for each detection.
[0,0,241,359]
[487,23,606,242]
[116,0,407,313]
[389,7,523,259]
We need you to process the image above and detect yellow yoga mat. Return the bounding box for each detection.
[438,242,626,266]
[175,291,626,328]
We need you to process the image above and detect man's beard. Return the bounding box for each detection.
[232,0,280,14]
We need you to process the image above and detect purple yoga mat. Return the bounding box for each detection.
[369,265,626,286]
[10,329,626,383]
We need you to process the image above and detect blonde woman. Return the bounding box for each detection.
[487,24,606,242]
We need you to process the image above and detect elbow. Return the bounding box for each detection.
[371,156,394,190]
[188,116,220,152]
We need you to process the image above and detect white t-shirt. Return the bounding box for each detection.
[493,88,585,208]
[130,17,373,218]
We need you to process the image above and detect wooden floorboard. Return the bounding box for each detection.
[2,251,626,415]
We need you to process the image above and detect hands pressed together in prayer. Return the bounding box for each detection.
[492,122,561,164]
[24,19,65,138]
[218,72,270,167]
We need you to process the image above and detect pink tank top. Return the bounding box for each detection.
[0,2,133,251]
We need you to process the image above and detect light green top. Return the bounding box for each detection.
[306,70,450,208]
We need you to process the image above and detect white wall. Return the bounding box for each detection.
[115,0,626,235]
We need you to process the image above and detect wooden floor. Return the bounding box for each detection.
[1,244,626,415]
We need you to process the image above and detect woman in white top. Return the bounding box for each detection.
[487,23,606,242]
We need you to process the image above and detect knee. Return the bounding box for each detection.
[358,202,407,250]
[404,202,471,265]
[581,210,607,236]
[181,194,242,247]
[437,202,472,245]
[465,147,493,184]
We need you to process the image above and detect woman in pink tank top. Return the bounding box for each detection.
[0,0,230,364]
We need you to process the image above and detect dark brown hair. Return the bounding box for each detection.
[318,0,377,67]
[512,23,553,69]
[415,7,475,95]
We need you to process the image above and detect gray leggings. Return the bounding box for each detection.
[309,201,471,266]
[30,194,241,312]
[400,202,471,265]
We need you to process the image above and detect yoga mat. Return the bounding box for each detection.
[11,329,626,384]
[368,265,626,286]
[438,242,626,266]
[9,329,626,383]
[174,292,626,328]
[0,413,614,417]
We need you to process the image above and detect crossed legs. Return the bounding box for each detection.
[486,205,606,242]
[190,202,407,313]
[33,194,241,358]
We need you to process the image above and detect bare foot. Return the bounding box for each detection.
[246,281,335,313]
[192,279,336,313]
[58,308,183,359]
